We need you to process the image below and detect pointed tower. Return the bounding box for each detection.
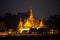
[18,16,23,27]
[24,7,35,28]
[29,7,34,21]
[18,16,24,33]
[29,7,35,26]
[30,7,33,18]
[39,17,44,28]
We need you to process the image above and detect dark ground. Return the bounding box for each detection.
[0,34,60,40]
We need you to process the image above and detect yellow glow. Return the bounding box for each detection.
[29,7,34,22]
[18,16,23,27]
[18,8,45,33]
[36,27,39,30]
[8,31,12,34]
[39,18,44,28]
[30,7,33,18]
[21,28,30,30]
[19,28,30,33]
[18,16,23,33]
[24,19,32,28]
[8,29,13,34]
[18,22,23,27]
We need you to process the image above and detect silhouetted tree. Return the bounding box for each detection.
[45,14,60,29]
[29,28,37,34]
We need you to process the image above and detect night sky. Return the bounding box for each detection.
[0,0,60,19]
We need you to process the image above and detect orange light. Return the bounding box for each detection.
[19,28,30,33]
[24,19,32,28]
[39,18,44,28]
[18,8,45,33]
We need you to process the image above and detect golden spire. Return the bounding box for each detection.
[39,17,44,28]
[18,16,23,27]
[30,7,33,18]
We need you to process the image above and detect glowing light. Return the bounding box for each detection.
[21,28,30,30]
[8,29,13,35]
[30,7,33,18]
[8,31,12,34]
[24,19,32,28]
[28,7,34,24]
[39,18,44,28]
[18,8,45,33]
[19,28,30,33]
[18,16,23,27]
[49,29,53,34]
[36,27,39,30]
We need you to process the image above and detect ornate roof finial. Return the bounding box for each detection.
[30,7,33,18]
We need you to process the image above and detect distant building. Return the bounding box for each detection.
[18,8,45,34]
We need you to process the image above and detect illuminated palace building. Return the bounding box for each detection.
[18,8,45,34]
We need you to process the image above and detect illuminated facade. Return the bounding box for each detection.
[18,8,45,33]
